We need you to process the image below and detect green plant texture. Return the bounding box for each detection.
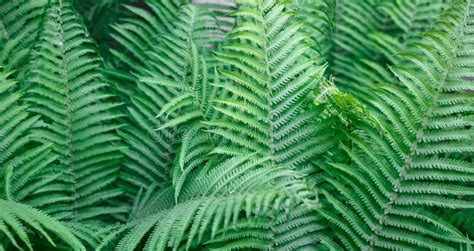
[0,0,473,250]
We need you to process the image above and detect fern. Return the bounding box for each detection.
[312,0,449,102]
[0,199,85,250]
[318,0,474,249]
[99,154,319,250]
[0,0,48,79]
[208,0,326,166]
[0,65,84,250]
[73,0,134,60]
[114,2,227,201]
[0,65,60,206]
[23,0,125,221]
[283,0,335,64]
[1,0,473,250]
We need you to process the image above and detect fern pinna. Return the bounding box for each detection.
[0,0,472,250]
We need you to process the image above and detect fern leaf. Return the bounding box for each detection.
[319,1,474,249]
[208,0,326,167]
[99,155,318,250]
[0,199,85,250]
[0,0,48,77]
[116,4,217,200]
[24,0,125,220]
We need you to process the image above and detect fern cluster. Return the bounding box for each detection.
[0,0,472,250]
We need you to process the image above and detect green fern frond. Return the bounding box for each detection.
[73,0,133,60]
[321,0,448,102]
[0,67,62,208]
[0,0,48,78]
[24,0,125,221]
[64,221,119,249]
[127,185,175,221]
[208,0,326,167]
[284,0,335,64]
[144,41,218,130]
[170,122,215,202]
[319,0,474,249]
[0,199,85,251]
[116,4,221,200]
[110,1,227,83]
[367,0,448,82]
[99,156,318,250]
[206,206,326,250]
[326,0,386,92]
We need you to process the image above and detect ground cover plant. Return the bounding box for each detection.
[0,0,473,250]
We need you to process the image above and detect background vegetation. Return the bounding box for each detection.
[0,0,472,250]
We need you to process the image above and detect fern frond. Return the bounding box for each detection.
[110,1,227,82]
[0,0,48,78]
[99,157,318,250]
[73,0,133,60]
[170,122,215,202]
[143,41,218,130]
[116,4,221,199]
[284,0,335,64]
[0,199,85,250]
[323,0,448,102]
[206,206,326,250]
[24,0,125,221]
[319,0,474,249]
[208,0,326,167]
[0,67,63,209]
[326,0,386,93]
[127,185,175,221]
[368,0,448,82]
[64,221,119,249]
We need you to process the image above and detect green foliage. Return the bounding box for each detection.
[23,0,126,220]
[317,0,474,249]
[111,1,231,203]
[0,199,85,251]
[0,67,58,207]
[0,0,48,79]
[0,65,83,250]
[0,0,472,250]
[208,0,327,165]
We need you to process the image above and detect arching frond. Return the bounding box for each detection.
[24,0,125,221]
[0,199,85,251]
[206,206,327,250]
[99,154,319,250]
[169,123,215,202]
[325,0,386,96]
[109,0,229,84]
[142,41,219,130]
[64,221,119,249]
[356,0,448,93]
[207,0,326,167]
[318,1,474,249]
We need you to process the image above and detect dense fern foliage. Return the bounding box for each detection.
[0,0,472,250]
